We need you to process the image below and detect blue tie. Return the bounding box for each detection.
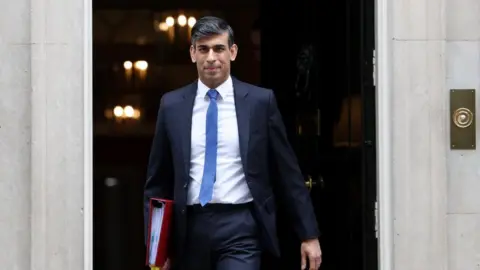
[199,89,219,206]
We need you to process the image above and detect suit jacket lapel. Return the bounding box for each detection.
[233,78,250,173]
[181,81,197,182]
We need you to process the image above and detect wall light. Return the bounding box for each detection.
[113,106,124,117]
[123,61,133,70]
[124,105,135,118]
[123,60,148,71]
[166,16,175,27]
[158,22,169,31]
[188,17,196,28]
[134,60,148,71]
[107,105,141,120]
[177,15,187,27]
[122,60,148,81]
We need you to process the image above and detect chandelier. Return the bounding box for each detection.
[158,15,196,31]
[155,13,197,43]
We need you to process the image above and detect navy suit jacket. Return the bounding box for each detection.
[144,77,319,261]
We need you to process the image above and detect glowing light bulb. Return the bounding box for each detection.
[134,60,148,71]
[113,106,124,117]
[177,15,187,26]
[124,106,134,118]
[166,16,175,27]
[123,61,133,70]
[158,22,168,31]
[188,17,196,28]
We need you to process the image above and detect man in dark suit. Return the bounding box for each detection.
[144,16,322,270]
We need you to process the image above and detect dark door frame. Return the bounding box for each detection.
[258,0,378,268]
[359,0,378,269]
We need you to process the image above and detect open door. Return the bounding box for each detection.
[259,0,377,269]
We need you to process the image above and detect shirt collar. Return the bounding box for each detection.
[197,76,233,100]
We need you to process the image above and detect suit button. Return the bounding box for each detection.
[181,209,185,214]
[183,183,188,189]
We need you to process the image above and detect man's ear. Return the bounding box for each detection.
[190,45,196,63]
[230,44,238,61]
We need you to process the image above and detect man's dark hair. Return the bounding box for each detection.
[191,16,235,47]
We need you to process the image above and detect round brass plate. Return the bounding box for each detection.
[453,108,474,128]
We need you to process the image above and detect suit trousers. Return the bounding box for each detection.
[179,202,262,270]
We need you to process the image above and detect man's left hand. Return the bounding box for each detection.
[300,238,322,270]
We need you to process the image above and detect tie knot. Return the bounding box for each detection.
[207,89,219,100]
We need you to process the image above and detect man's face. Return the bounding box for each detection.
[190,32,238,88]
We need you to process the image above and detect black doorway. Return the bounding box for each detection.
[258,0,377,269]
[91,0,377,268]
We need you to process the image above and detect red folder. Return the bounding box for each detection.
[145,198,174,268]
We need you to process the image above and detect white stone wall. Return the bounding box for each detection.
[0,0,32,268]
[445,0,480,269]
[390,0,480,269]
[0,0,88,269]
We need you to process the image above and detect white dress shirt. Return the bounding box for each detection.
[187,76,253,205]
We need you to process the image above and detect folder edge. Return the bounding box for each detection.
[145,197,174,267]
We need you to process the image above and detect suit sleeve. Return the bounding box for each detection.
[267,90,320,241]
[143,96,174,244]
